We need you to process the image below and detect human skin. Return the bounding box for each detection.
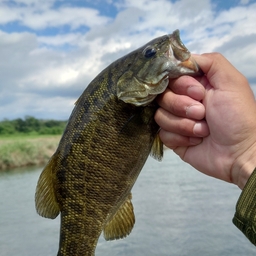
[155,53,256,189]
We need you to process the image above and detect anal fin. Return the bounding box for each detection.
[35,153,60,219]
[103,193,135,241]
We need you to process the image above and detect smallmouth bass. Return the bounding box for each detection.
[35,30,202,256]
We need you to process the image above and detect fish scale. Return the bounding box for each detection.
[57,101,157,255]
[35,30,202,256]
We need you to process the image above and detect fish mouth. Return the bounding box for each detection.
[177,57,203,76]
[168,30,203,77]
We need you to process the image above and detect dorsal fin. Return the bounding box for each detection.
[35,153,60,219]
[103,193,135,240]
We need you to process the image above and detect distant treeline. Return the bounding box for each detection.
[0,116,67,136]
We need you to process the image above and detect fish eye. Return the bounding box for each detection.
[143,46,157,58]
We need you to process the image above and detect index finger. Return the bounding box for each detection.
[168,75,205,101]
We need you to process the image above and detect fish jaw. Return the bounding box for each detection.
[117,29,202,106]
[177,57,203,76]
[168,29,203,77]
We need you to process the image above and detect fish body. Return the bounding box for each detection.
[35,30,201,256]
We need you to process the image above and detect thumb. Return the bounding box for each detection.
[193,53,245,91]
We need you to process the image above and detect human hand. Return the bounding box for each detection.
[155,53,256,189]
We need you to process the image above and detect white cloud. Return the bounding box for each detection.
[0,0,256,120]
[0,2,111,30]
[22,7,111,30]
[38,33,83,47]
[240,0,251,4]
[0,92,74,120]
[11,0,55,5]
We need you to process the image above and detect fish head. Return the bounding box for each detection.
[117,29,203,106]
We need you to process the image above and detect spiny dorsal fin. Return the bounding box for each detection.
[103,193,135,241]
[150,133,163,161]
[35,153,60,219]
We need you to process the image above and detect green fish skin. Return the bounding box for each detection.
[35,30,202,256]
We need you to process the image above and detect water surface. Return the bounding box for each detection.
[0,150,255,255]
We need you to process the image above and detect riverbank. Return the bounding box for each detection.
[0,135,61,171]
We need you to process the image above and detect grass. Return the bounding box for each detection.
[0,135,61,171]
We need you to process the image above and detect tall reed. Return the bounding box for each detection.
[0,135,60,171]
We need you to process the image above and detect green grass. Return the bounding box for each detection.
[0,135,61,171]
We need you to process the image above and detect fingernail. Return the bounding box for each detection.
[193,123,204,136]
[186,104,204,119]
[193,121,210,137]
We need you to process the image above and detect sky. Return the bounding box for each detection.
[0,0,256,120]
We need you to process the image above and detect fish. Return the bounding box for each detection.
[35,29,202,256]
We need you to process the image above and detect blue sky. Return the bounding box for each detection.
[0,0,255,120]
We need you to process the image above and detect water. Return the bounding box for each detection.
[0,150,255,256]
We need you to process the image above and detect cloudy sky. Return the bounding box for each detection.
[0,0,255,120]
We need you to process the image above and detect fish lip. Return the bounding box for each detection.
[169,30,191,62]
[178,57,204,76]
[167,30,203,77]
[163,46,203,78]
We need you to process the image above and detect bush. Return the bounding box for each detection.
[0,136,60,170]
[0,116,67,136]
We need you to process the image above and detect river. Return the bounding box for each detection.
[0,150,255,256]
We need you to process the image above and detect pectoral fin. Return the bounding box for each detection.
[103,193,135,241]
[35,153,60,219]
[150,133,163,161]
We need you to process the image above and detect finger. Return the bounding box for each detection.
[156,88,205,120]
[158,129,203,149]
[169,75,205,101]
[155,108,209,137]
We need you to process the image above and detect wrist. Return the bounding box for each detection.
[231,143,256,189]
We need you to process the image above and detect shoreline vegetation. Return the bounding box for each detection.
[0,116,66,171]
[0,135,61,171]
[0,116,168,171]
